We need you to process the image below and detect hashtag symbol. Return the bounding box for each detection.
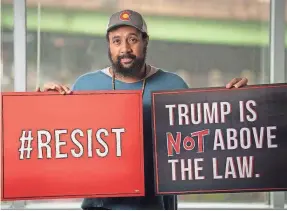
[19,130,34,160]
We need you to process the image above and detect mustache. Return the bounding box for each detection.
[117,54,136,60]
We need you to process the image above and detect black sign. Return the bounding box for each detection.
[152,83,287,195]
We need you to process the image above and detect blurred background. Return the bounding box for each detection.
[1,0,287,209]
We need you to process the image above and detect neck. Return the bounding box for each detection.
[110,64,148,83]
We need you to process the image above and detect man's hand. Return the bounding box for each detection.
[225,77,248,89]
[36,82,72,94]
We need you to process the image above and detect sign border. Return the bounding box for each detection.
[1,90,145,200]
[151,83,287,195]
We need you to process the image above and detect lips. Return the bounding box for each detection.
[121,58,133,63]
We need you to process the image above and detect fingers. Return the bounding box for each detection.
[62,85,72,94]
[39,82,72,95]
[43,83,63,93]
[226,78,248,89]
[226,78,240,89]
[233,77,248,88]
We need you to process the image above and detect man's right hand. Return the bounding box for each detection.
[37,82,72,94]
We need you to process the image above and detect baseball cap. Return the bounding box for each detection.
[106,10,148,34]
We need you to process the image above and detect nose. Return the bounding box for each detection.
[120,40,132,54]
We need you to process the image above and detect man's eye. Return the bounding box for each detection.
[113,39,120,44]
[130,38,137,43]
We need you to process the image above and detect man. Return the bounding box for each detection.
[39,9,248,210]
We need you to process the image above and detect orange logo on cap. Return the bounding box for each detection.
[120,11,131,21]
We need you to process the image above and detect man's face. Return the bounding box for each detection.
[108,26,147,77]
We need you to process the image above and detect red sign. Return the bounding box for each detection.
[1,91,144,200]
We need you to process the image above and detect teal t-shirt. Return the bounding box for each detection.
[72,67,188,210]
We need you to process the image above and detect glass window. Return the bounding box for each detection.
[1,16,14,92]
[1,0,13,209]
[2,0,279,209]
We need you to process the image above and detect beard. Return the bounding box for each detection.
[108,46,147,77]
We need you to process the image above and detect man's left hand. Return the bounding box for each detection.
[225,77,248,89]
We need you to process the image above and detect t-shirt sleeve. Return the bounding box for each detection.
[71,71,106,91]
[178,77,189,89]
[71,75,86,91]
[71,81,79,91]
[170,73,190,89]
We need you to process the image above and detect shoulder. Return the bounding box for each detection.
[158,69,186,81]
[72,68,110,91]
[152,68,189,89]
